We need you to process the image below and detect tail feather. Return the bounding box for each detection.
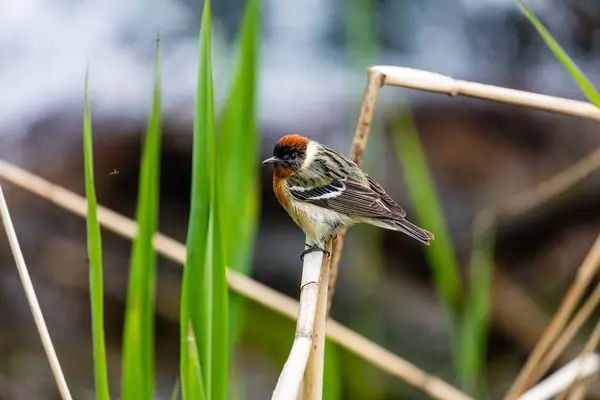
[369,218,434,245]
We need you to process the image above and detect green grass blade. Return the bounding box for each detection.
[169,376,180,400]
[181,323,206,400]
[323,341,341,400]
[217,0,260,276]
[210,198,228,398]
[120,39,162,400]
[392,109,462,317]
[459,213,495,396]
[82,71,111,400]
[517,0,600,107]
[391,108,465,380]
[216,3,260,388]
[181,0,228,398]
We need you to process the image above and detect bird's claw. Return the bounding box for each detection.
[300,244,330,262]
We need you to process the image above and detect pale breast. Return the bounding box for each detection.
[274,176,353,243]
[289,197,353,244]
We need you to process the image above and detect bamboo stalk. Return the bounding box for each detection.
[0,183,73,400]
[0,158,471,400]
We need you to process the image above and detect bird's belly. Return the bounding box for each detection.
[289,201,351,244]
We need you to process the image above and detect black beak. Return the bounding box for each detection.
[262,156,280,165]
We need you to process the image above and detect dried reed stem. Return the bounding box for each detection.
[0,183,73,400]
[531,282,600,386]
[563,316,600,399]
[498,145,600,218]
[271,240,330,400]
[372,66,600,121]
[0,159,471,400]
[507,234,600,399]
[516,353,599,400]
[327,68,384,314]
[303,238,332,399]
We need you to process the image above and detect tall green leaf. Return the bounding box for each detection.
[459,213,495,396]
[392,109,463,317]
[391,108,465,380]
[517,0,600,107]
[216,2,260,387]
[82,71,111,400]
[218,0,260,275]
[181,0,228,398]
[323,341,342,400]
[120,40,162,400]
[181,323,205,400]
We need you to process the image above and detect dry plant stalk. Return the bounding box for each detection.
[0,159,472,400]
[373,66,600,121]
[271,240,330,400]
[530,281,600,387]
[562,375,595,400]
[0,184,73,400]
[498,145,600,218]
[516,353,599,400]
[326,68,384,315]
[472,117,600,394]
[562,317,600,399]
[507,233,600,399]
[303,238,332,399]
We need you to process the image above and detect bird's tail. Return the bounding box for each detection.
[377,218,435,245]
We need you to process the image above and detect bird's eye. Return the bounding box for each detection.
[290,152,297,160]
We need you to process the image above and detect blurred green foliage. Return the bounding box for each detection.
[82,71,111,400]
[180,0,228,398]
[517,0,600,107]
[120,40,162,400]
[217,0,260,379]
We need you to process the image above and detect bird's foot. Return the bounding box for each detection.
[300,244,330,261]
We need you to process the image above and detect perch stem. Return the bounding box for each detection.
[271,239,331,400]
[303,238,332,399]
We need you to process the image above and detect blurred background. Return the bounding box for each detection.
[2,0,600,398]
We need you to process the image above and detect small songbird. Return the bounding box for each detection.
[262,134,434,260]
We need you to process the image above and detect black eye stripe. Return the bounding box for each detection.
[274,146,305,160]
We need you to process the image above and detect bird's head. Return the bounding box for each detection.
[262,134,311,177]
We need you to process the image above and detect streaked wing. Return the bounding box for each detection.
[288,176,406,220]
[366,176,406,217]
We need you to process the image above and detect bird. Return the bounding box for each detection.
[262,133,434,261]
